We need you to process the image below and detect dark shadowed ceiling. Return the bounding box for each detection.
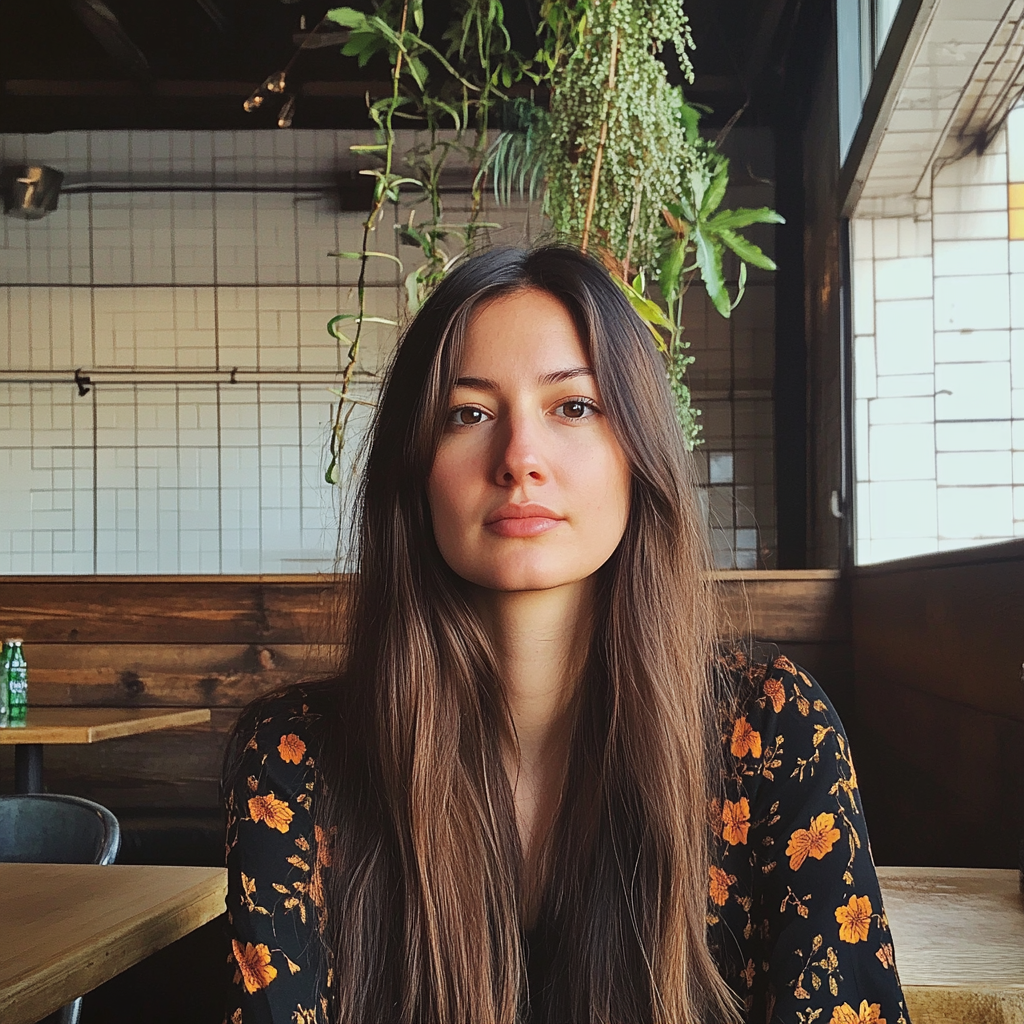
[0,0,808,132]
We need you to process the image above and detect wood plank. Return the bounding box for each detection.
[0,863,226,1024]
[0,572,848,646]
[852,553,1024,720]
[0,577,341,645]
[718,572,849,643]
[0,707,211,745]
[876,867,1024,988]
[853,674,1024,868]
[22,643,339,707]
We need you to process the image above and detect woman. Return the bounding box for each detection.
[224,245,909,1024]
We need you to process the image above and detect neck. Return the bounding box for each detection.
[475,579,594,771]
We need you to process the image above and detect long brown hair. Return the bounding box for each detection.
[316,244,739,1023]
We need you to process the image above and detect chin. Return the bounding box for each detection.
[458,558,590,594]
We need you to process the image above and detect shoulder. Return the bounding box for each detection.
[231,681,337,762]
[716,649,845,767]
[224,682,337,814]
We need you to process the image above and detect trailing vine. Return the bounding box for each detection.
[275,0,784,478]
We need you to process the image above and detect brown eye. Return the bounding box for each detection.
[451,406,487,425]
[559,400,594,419]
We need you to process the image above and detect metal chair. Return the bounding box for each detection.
[0,794,121,1024]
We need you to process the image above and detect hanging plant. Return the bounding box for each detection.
[246,0,782,476]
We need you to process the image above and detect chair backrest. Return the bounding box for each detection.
[0,794,120,864]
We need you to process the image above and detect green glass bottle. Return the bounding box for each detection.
[4,639,27,722]
[0,642,8,723]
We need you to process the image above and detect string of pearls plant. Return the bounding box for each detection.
[544,0,695,273]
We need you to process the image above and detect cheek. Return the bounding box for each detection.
[426,447,475,554]
[572,442,631,542]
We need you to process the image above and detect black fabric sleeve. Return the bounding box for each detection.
[710,654,911,1024]
[223,696,331,1024]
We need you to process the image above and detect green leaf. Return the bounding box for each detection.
[349,143,387,154]
[683,170,704,219]
[326,6,367,28]
[677,101,701,144]
[411,0,424,33]
[407,54,429,89]
[692,225,730,318]
[326,316,353,342]
[613,276,672,343]
[397,225,428,248]
[717,229,778,271]
[328,250,404,269]
[405,269,423,314]
[659,237,688,303]
[707,207,785,231]
[731,261,748,311]
[700,157,730,218]
[329,314,399,327]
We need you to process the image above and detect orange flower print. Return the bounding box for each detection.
[741,959,756,989]
[829,1000,886,1023]
[875,943,895,969]
[730,717,762,759]
[232,939,278,993]
[722,797,750,845]
[785,812,842,870]
[709,865,736,906]
[248,792,294,833]
[772,655,797,675]
[278,733,306,764]
[763,676,786,713]
[835,894,873,944]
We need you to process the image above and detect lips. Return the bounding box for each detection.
[484,502,564,538]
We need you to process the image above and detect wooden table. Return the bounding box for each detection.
[0,862,227,1024]
[0,707,211,793]
[878,866,1024,1024]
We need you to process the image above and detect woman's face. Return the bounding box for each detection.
[427,287,631,593]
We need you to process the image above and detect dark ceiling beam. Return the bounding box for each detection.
[3,80,391,98]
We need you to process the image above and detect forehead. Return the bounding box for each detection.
[459,288,589,374]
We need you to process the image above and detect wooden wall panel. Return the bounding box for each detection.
[0,571,849,811]
[851,540,1024,868]
[24,644,340,707]
[0,576,340,645]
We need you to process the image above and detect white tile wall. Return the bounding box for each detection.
[852,113,1024,563]
[0,130,418,574]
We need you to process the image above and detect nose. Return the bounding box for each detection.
[493,408,546,487]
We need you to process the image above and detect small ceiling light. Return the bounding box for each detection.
[265,71,287,94]
[277,95,296,128]
[243,90,264,112]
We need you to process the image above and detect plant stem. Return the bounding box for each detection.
[331,0,410,463]
[580,25,618,254]
[622,177,642,279]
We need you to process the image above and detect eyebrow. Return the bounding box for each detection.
[453,366,594,391]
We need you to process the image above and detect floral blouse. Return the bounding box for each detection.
[223,655,910,1024]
